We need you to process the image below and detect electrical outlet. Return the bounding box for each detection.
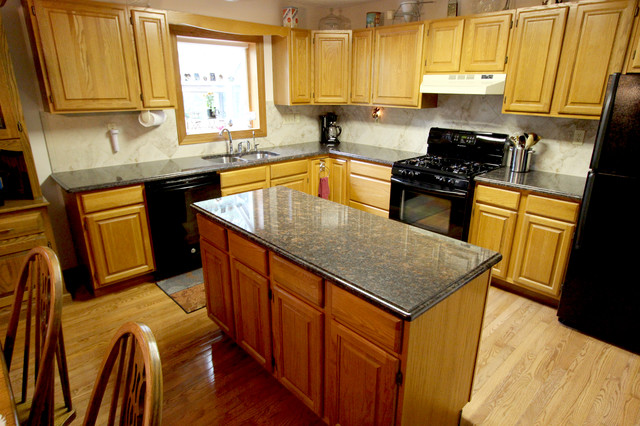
[282,114,295,125]
[572,129,585,145]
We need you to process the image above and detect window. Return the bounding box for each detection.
[171,27,266,145]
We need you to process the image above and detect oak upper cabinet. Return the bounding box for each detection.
[273,29,313,105]
[314,31,351,104]
[552,0,636,117]
[625,12,640,72]
[350,29,373,104]
[130,8,177,109]
[469,183,580,302]
[229,232,272,371]
[372,23,431,107]
[23,0,175,112]
[461,11,513,73]
[0,56,19,140]
[73,185,155,289]
[424,18,465,73]
[198,216,235,338]
[502,5,569,114]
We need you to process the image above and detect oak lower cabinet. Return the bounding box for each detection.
[198,212,491,425]
[269,159,310,194]
[469,183,580,303]
[66,184,155,290]
[220,165,269,196]
[348,160,391,217]
[309,157,348,204]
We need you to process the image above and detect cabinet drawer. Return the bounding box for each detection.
[270,160,308,180]
[349,160,391,181]
[228,232,268,275]
[220,166,268,188]
[525,194,580,223]
[197,215,227,251]
[0,209,46,240]
[329,284,403,354]
[475,185,520,210]
[270,253,323,307]
[349,175,390,211]
[80,185,145,214]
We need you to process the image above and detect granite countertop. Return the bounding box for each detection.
[192,186,502,321]
[51,142,423,193]
[475,168,587,201]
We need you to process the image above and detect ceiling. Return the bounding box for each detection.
[288,0,372,6]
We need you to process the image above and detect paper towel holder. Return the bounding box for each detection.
[138,110,166,127]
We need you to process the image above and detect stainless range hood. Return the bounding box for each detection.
[419,74,506,95]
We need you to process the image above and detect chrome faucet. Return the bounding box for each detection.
[219,128,233,154]
[237,141,248,154]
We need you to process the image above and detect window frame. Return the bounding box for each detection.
[169,25,267,145]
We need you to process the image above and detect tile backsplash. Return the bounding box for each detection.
[42,95,597,177]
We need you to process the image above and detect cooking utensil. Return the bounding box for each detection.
[525,133,541,149]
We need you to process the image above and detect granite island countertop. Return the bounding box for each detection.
[475,168,587,201]
[52,142,423,193]
[192,186,502,321]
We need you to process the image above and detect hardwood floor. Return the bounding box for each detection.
[1,282,638,425]
[463,286,640,425]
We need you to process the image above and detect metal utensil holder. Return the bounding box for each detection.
[509,146,533,173]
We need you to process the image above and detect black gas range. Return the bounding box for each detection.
[389,128,509,241]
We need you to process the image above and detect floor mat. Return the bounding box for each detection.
[156,269,206,314]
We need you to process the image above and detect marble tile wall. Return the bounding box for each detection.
[42,95,598,177]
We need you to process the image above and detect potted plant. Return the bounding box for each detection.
[205,92,216,118]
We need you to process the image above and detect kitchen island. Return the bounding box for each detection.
[192,187,501,425]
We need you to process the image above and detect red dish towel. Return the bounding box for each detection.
[318,176,330,199]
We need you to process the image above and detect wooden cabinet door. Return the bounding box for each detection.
[625,14,640,72]
[230,259,272,371]
[468,203,518,280]
[329,158,347,205]
[30,0,142,112]
[350,29,373,104]
[271,285,323,415]
[0,23,19,140]
[553,0,636,117]
[461,12,513,73]
[201,239,234,338]
[424,18,465,73]
[270,174,308,194]
[326,320,399,426]
[84,204,154,287]
[314,31,350,104]
[130,8,176,109]
[510,213,575,298]
[373,23,425,107]
[503,6,568,114]
[290,29,312,104]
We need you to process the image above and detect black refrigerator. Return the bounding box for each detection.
[557,73,640,355]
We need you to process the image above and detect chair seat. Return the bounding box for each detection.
[15,396,76,425]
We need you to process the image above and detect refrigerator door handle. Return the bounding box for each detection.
[573,171,595,250]
[590,73,619,171]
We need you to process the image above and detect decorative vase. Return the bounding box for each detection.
[207,108,216,119]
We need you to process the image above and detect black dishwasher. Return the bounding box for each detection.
[145,172,221,280]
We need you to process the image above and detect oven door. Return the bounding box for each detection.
[388,176,471,240]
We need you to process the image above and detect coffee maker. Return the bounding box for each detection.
[320,112,341,144]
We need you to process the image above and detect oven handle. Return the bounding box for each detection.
[391,177,468,198]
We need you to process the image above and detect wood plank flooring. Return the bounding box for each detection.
[0,282,638,425]
[462,286,640,425]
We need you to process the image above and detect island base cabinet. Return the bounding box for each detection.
[200,238,234,338]
[230,259,272,372]
[271,285,324,416]
[326,320,399,426]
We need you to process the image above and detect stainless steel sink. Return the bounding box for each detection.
[237,151,280,160]
[201,154,248,164]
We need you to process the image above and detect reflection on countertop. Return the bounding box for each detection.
[475,168,587,200]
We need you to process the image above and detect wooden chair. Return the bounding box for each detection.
[2,246,75,425]
[83,322,163,426]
